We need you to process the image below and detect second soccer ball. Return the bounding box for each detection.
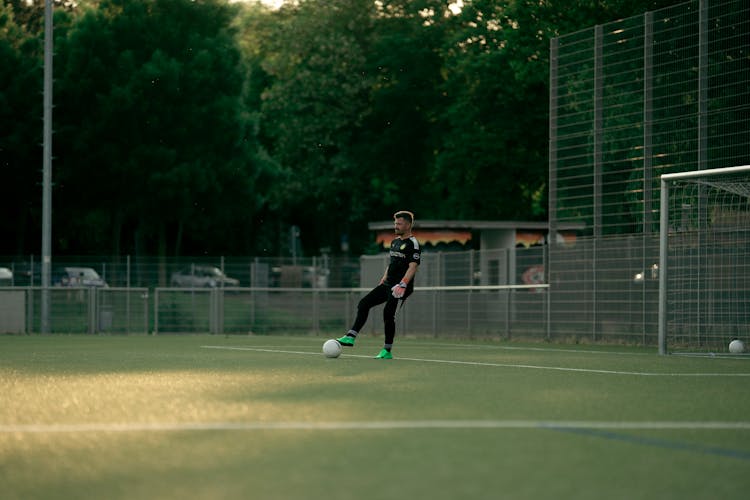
[729,339,745,354]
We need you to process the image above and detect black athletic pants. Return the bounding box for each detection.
[350,284,413,345]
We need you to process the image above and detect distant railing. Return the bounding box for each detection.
[0,285,549,339]
[1,248,545,290]
[0,287,150,334]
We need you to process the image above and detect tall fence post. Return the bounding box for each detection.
[313,289,320,334]
[88,288,95,334]
[126,255,131,333]
[144,288,150,335]
[153,289,159,335]
[548,35,558,344]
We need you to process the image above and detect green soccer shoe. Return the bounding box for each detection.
[374,349,393,359]
[337,335,356,347]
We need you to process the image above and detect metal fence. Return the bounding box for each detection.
[550,0,749,238]
[549,0,750,346]
[152,285,548,338]
[0,248,549,337]
[0,255,361,289]
[0,287,150,334]
[0,285,548,339]
[2,248,545,290]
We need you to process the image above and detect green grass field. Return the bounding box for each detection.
[1,334,749,499]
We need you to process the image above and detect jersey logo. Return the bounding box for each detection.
[413,253,420,260]
[400,244,406,250]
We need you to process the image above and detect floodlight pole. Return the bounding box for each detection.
[41,0,54,333]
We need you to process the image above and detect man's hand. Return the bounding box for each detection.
[391,281,407,298]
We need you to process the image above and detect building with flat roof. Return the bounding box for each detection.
[369,220,581,251]
[365,220,583,287]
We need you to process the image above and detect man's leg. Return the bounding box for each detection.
[382,297,398,346]
[374,296,400,358]
[338,285,389,346]
[376,288,413,358]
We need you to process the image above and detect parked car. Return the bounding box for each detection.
[270,265,330,288]
[0,267,12,286]
[170,266,240,288]
[55,267,109,287]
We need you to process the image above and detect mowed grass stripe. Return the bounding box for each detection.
[3,419,750,433]
[3,336,750,500]
[201,345,750,377]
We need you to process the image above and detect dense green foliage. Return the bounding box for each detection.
[0,0,679,257]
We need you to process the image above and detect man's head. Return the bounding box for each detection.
[393,210,414,236]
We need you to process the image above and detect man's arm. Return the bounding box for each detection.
[391,262,418,298]
[401,262,418,284]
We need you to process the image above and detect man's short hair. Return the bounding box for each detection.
[393,211,414,224]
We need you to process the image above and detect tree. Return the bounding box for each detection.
[256,0,376,253]
[432,0,682,221]
[53,0,262,258]
[0,1,43,255]
[2,0,689,258]
[350,0,449,225]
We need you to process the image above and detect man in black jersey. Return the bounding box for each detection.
[337,210,421,359]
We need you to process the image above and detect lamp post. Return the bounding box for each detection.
[41,0,54,333]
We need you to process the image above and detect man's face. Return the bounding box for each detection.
[394,217,410,235]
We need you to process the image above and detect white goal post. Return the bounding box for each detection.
[658,165,750,354]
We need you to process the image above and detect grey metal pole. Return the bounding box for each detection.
[658,178,669,355]
[698,0,708,170]
[593,25,603,341]
[643,11,654,343]
[548,36,558,343]
[643,11,653,234]
[593,25,603,238]
[41,0,54,334]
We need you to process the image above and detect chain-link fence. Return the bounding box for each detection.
[549,0,750,346]
[0,284,548,338]
[1,255,359,289]
[2,247,547,290]
[149,285,547,338]
[0,287,150,334]
[0,248,548,337]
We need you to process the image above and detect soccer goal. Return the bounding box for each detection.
[658,165,750,355]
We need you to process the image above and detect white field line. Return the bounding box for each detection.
[3,420,750,434]
[201,345,750,377]
[410,342,650,356]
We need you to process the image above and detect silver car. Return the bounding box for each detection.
[170,266,239,288]
[0,267,13,285]
[57,267,108,287]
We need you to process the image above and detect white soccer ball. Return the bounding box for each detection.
[728,339,745,354]
[322,339,342,358]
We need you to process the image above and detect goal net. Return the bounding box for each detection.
[658,165,750,354]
